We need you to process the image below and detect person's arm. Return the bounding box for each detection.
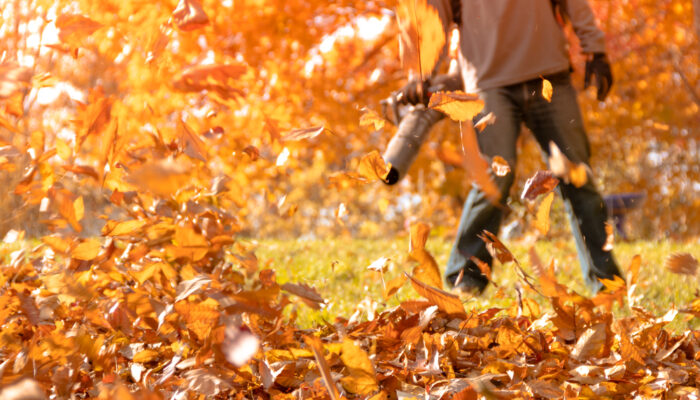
[560,0,606,54]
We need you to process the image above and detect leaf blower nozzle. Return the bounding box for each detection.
[381,107,444,185]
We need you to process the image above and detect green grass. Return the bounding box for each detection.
[253,236,700,331]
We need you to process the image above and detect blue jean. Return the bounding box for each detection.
[445,71,621,292]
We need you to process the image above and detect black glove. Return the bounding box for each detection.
[397,78,430,105]
[584,53,613,101]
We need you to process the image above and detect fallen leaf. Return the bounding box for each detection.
[305,336,340,400]
[570,322,607,360]
[405,273,466,317]
[340,338,379,395]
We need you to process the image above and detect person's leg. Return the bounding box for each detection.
[445,85,523,292]
[522,72,621,291]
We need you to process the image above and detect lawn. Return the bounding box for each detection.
[253,235,700,331]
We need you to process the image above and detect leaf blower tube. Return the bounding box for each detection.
[382,107,444,185]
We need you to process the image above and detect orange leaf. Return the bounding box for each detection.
[383,275,406,299]
[405,273,466,317]
[491,156,511,177]
[542,78,553,102]
[132,349,159,363]
[102,219,148,236]
[665,253,698,276]
[409,223,443,289]
[627,254,642,286]
[172,0,210,31]
[73,238,102,261]
[396,0,445,76]
[429,91,484,122]
[535,192,555,235]
[125,158,193,198]
[55,14,102,43]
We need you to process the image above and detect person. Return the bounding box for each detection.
[397,0,622,293]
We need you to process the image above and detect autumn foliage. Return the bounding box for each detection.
[0,0,699,398]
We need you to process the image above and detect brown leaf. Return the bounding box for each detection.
[665,253,698,276]
[172,0,210,31]
[406,273,466,317]
[179,119,208,162]
[174,64,246,99]
[17,290,40,326]
[570,322,607,360]
[340,338,379,395]
[396,0,445,76]
[61,164,99,180]
[535,192,555,235]
[304,336,340,400]
[282,126,325,141]
[281,282,325,309]
[478,230,515,264]
[521,170,560,201]
[429,91,484,122]
[542,78,553,102]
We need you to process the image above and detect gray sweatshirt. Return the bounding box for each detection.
[429,0,607,91]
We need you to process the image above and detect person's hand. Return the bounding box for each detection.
[396,77,430,105]
[584,53,613,101]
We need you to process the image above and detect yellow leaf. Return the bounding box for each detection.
[542,78,553,102]
[357,150,391,181]
[56,138,72,160]
[73,238,102,261]
[102,219,148,236]
[396,0,445,76]
[627,254,642,285]
[535,192,555,235]
[73,196,84,222]
[406,273,466,317]
[428,91,484,122]
[340,338,378,395]
[132,349,159,363]
[359,108,386,131]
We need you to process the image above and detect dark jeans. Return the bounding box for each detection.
[445,71,621,292]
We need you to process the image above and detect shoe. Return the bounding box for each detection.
[446,271,488,296]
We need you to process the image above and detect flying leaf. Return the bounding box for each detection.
[276,147,290,167]
[405,273,466,317]
[359,108,386,131]
[281,282,325,309]
[429,91,484,122]
[73,238,102,261]
[409,222,443,289]
[396,0,445,76]
[55,14,102,43]
[340,338,379,395]
[521,170,560,201]
[474,112,496,132]
[102,219,148,236]
[460,121,500,204]
[627,254,642,286]
[282,126,325,141]
[542,78,553,102]
[491,156,511,177]
[664,253,698,276]
[73,196,84,222]
[357,150,391,181]
[172,0,210,31]
[304,336,340,400]
[548,142,588,187]
[125,158,193,197]
[384,275,406,298]
[535,192,555,235]
[179,119,208,162]
[174,64,246,99]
